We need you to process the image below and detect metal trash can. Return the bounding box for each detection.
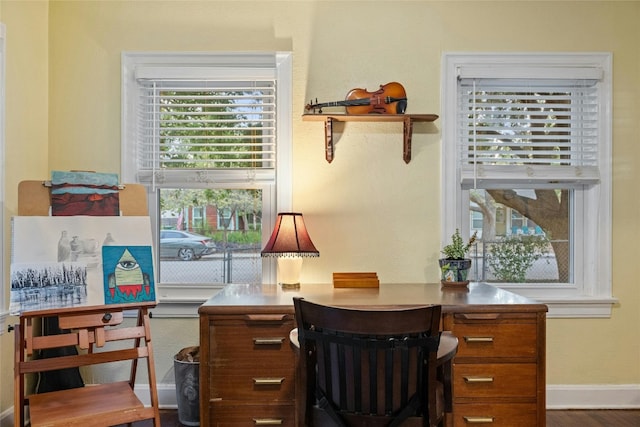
[174,346,200,426]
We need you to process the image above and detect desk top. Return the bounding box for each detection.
[199,282,547,315]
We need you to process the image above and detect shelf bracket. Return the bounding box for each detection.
[403,117,413,164]
[324,117,334,163]
[323,116,414,164]
[303,113,438,164]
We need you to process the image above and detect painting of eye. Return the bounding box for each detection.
[117,260,139,270]
[104,247,155,303]
[113,249,143,284]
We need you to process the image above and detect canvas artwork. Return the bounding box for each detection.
[50,170,121,216]
[10,216,156,315]
[102,245,155,305]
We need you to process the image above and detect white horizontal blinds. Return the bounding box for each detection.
[137,78,276,175]
[457,66,602,188]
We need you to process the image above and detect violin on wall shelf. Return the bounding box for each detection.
[305,82,407,115]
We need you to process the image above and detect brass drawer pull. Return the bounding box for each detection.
[253,377,285,385]
[463,376,494,383]
[463,416,495,423]
[458,313,500,320]
[245,314,288,322]
[253,419,283,425]
[464,336,494,343]
[254,337,285,345]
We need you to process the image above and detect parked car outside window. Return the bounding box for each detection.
[160,230,216,261]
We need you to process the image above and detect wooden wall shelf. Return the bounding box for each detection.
[302,113,438,163]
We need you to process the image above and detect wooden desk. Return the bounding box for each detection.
[198,283,547,427]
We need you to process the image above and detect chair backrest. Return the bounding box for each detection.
[293,297,443,427]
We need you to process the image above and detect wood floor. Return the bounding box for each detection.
[546,410,640,426]
[145,409,640,426]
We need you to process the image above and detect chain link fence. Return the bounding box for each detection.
[160,238,570,285]
[159,245,262,285]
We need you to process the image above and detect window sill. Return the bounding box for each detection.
[535,297,618,318]
[496,284,618,318]
[148,283,618,319]
[151,284,225,318]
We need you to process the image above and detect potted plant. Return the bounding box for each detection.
[439,229,477,286]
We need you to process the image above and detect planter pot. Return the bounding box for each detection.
[439,258,472,286]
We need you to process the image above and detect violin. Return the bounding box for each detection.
[305,82,407,115]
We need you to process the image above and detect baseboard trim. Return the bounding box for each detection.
[143,383,640,410]
[134,382,178,409]
[0,407,14,427]
[4,382,639,427]
[546,384,640,409]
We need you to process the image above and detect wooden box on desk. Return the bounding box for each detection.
[333,272,379,288]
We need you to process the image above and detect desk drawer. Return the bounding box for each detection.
[211,403,296,427]
[453,403,538,427]
[210,316,295,369]
[453,363,537,398]
[210,369,295,401]
[451,320,537,359]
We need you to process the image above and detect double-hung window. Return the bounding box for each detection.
[122,52,292,314]
[442,53,615,317]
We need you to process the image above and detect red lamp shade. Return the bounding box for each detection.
[261,213,319,257]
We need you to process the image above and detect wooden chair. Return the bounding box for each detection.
[293,297,456,427]
[13,304,161,427]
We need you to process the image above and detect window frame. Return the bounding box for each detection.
[0,24,6,333]
[441,52,615,318]
[121,52,292,317]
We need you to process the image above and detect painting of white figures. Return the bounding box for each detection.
[10,216,156,315]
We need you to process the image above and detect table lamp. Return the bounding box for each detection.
[261,212,319,288]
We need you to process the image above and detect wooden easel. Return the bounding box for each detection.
[12,180,161,427]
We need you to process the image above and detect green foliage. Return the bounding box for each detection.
[213,230,261,245]
[161,188,259,214]
[487,235,549,282]
[158,88,267,169]
[441,229,477,260]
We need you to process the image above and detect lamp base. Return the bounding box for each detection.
[277,257,303,289]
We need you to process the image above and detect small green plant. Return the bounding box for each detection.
[441,229,478,260]
[487,234,549,282]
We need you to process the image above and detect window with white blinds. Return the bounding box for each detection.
[457,66,605,188]
[121,52,292,313]
[442,53,614,318]
[136,79,276,175]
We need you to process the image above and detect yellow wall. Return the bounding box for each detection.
[0,0,49,416]
[1,0,639,416]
